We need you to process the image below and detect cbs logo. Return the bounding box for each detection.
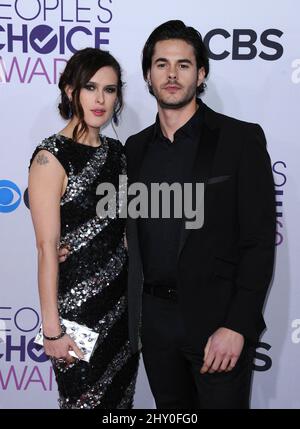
[0,180,30,213]
[203,28,283,61]
[0,180,22,213]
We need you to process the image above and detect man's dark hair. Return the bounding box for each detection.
[142,20,209,96]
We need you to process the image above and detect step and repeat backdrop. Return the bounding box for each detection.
[0,0,299,409]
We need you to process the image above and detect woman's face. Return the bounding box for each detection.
[79,66,118,130]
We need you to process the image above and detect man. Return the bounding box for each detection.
[59,20,275,408]
[124,20,276,409]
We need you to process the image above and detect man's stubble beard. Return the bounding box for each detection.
[152,82,198,110]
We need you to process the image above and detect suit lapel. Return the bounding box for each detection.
[126,126,155,294]
[128,126,155,185]
[177,107,220,260]
[127,103,222,263]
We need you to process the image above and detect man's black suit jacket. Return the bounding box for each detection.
[125,100,276,355]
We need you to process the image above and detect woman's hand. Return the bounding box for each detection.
[44,334,84,363]
[58,246,70,263]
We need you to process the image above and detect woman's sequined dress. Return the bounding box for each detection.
[29,134,139,409]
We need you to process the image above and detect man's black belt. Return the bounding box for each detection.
[143,283,178,301]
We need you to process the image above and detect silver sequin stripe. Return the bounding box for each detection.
[59,135,109,206]
[94,295,127,343]
[60,214,113,255]
[58,341,132,409]
[58,241,127,313]
[53,295,127,374]
[116,371,139,409]
[115,171,128,218]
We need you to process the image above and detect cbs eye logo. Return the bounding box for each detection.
[0,180,22,213]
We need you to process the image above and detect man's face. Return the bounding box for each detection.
[147,39,205,109]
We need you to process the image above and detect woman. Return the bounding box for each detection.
[28,48,139,409]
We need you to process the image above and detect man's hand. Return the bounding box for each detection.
[58,246,70,263]
[200,327,244,374]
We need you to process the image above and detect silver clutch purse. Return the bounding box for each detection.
[34,319,99,363]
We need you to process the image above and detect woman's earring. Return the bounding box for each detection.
[112,102,119,125]
[68,99,73,119]
[112,109,118,126]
